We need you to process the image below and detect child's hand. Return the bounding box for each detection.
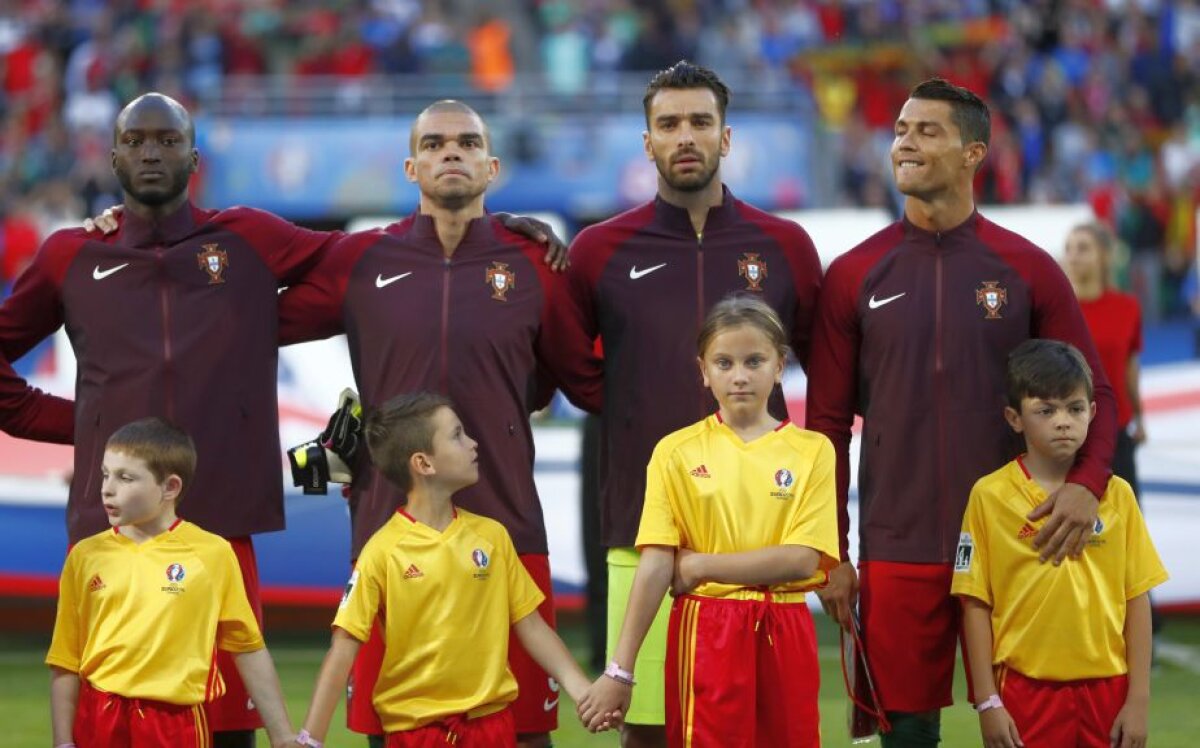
[979,707,1023,748]
[577,676,631,732]
[1110,701,1147,748]
[672,548,703,597]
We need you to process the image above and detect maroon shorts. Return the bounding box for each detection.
[348,553,558,736]
[385,707,515,748]
[666,594,820,748]
[205,536,264,732]
[999,668,1128,748]
[859,560,963,713]
[75,680,210,747]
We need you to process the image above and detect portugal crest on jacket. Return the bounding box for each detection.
[738,253,767,291]
[486,261,514,301]
[197,244,229,284]
[975,280,1007,319]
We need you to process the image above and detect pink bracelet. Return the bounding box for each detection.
[975,694,1004,713]
[296,729,323,747]
[604,661,636,686]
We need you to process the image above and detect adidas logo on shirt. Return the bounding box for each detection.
[403,564,424,579]
[689,464,711,478]
[88,574,105,592]
[1017,523,1038,540]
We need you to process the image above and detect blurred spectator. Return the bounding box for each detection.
[467,12,515,92]
[541,5,589,96]
[0,0,1195,319]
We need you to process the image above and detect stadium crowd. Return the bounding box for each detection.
[0,1,1198,317]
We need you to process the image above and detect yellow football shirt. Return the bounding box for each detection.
[951,459,1169,680]
[334,508,544,732]
[45,520,264,704]
[635,416,840,599]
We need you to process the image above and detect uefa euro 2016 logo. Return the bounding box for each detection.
[771,468,796,499]
[165,563,186,582]
[774,469,794,489]
[471,548,491,580]
[472,549,489,568]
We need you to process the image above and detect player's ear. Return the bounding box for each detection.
[403,157,417,183]
[720,124,731,157]
[643,131,654,162]
[964,141,987,171]
[410,451,434,478]
[1088,400,1097,423]
[1003,405,1023,434]
[161,474,183,503]
[696,356,710,388]
[487,155,500,183]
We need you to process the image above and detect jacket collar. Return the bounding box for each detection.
[117,201,199,248]
[654,184,739,237]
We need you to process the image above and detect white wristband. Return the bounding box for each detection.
[604,661,636,686]
[975,694,1004,713]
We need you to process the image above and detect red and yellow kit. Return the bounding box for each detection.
[46,520,264,704]
[334,508,543,734]
[47,520,263,746]
[953,459,1168,747]
[637,416,839,747]
[952,459,1167,680]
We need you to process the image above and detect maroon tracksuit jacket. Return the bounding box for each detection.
[278,213,602,557]
[805,212,1117,564]
[0,202,334,542]
[567,187,822,547]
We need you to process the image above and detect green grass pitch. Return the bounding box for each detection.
[3,613,1198,746]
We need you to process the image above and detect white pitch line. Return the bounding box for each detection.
[1156,641,1200,674]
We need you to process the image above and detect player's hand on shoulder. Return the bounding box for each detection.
[83,205,122,235]
[1029,482,1098,564]
[1110,701,1147,748]
[816,561,858,630]
[979,706,1023,748]
[495,212,568,271]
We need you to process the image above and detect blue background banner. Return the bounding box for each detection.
[196,115,815,219]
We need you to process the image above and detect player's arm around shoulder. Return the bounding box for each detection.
[216,205,340,286]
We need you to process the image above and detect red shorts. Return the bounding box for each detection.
[859,560,963,713]
[348,553,558,736]
[206,536,264,732]
[385,707,515,748]
[75,680,210,748]
[999,668,1128,748]
[666,594,820,748]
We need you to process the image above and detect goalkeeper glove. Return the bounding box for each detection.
[287,388,362,495]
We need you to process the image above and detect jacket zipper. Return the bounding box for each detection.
[440,256,452,394]
[934,238,949,560]
[158,247,174,421]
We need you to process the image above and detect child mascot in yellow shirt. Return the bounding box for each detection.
[47,417,297,748]
[953,339,1168,748]
[295,393,618,747]
[579,294,840,747]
